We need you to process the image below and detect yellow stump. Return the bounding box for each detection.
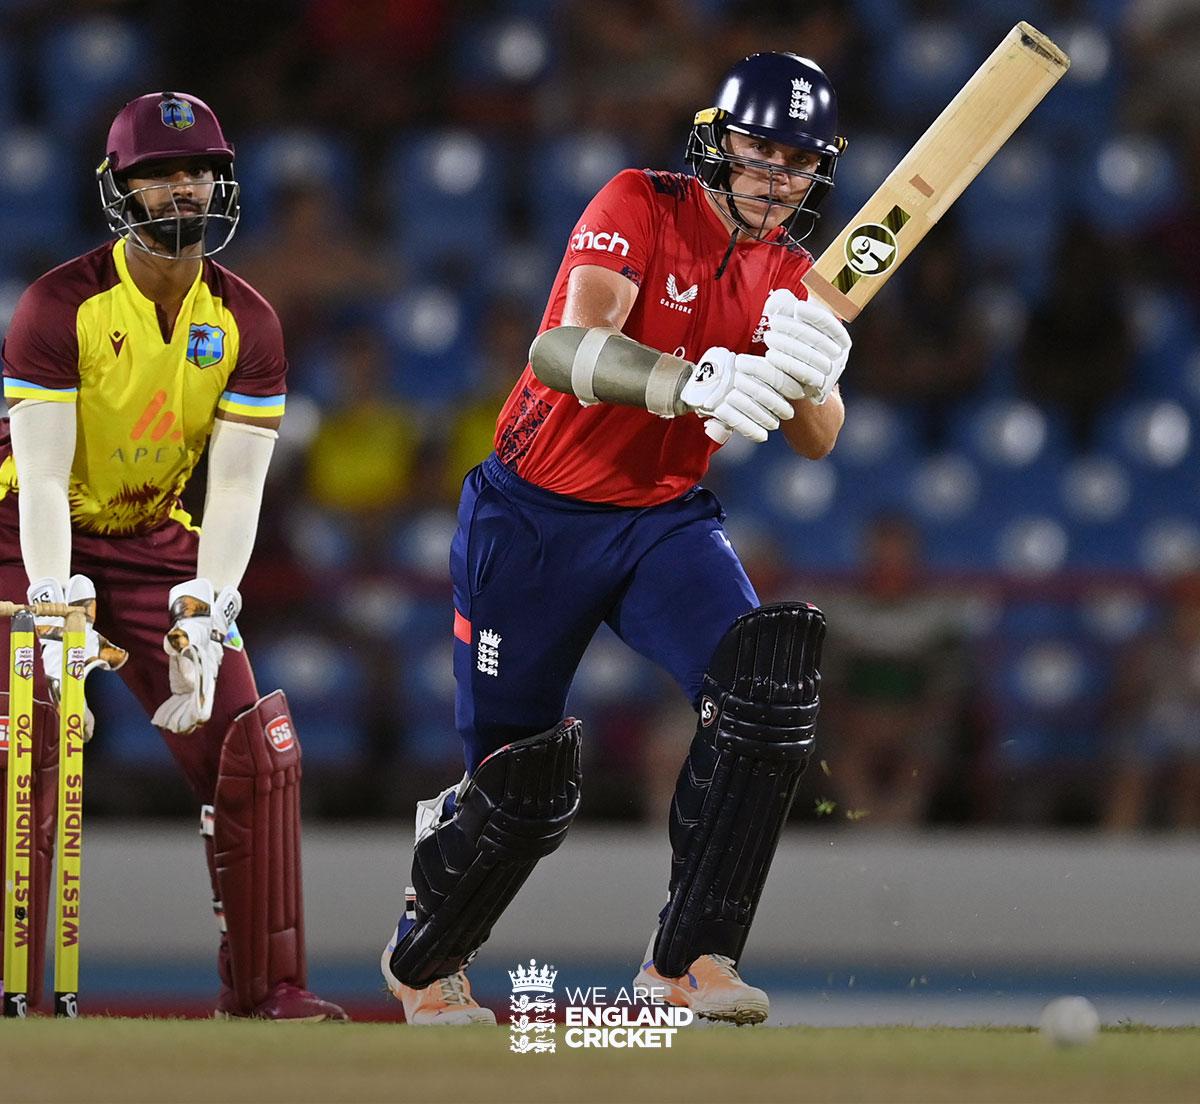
[3,610,36,1017]
[54,608,87,1017]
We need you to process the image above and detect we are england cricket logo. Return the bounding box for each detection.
[508,959,693,1054]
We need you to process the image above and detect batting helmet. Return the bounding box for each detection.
[97,92,240,258]
[686,54,846,245]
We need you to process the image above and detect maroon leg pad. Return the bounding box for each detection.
[1,697,59,1011]
[211,690,307,1013]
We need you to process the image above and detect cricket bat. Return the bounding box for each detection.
[706,22,1070,443]
[801,21,1071,321]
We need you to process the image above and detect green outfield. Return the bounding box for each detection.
[1,1020,1197,1104]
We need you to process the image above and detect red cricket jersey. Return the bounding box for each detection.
[494,169,815,506]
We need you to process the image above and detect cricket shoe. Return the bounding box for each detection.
[635,943,769,1025]
[381,921,496,1025]
[215,982,349,1022]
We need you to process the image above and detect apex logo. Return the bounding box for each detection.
[660,273,698,314]
[266,716,295,752]
[570,224,630,257]
[130,389,184,444]
[110,330,127,357]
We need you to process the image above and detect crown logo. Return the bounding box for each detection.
[479,628,502,648]
[509,958,557,993]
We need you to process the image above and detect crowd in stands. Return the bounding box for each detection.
[1,0,1198,828]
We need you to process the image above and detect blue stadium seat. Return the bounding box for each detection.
[0,128,76,263]
[37,17,147,138]
[396,625,459,766]
[234,130,356,236]
[1096,400,1195,477]
[821,132,905,228]
[948,397,1070,473]
[381,285,480,406]
[389,129,505,268]
[573,625,661,707]
[454,15,553,86]
[878,21,983,121]
[1076,136,1180,237]
[1124,290,1199,398]
[987,636,1109,765]
[250,633,368,764]
[388,508,458,576]
[1059,454,1138,569]
[86,673,172,766]
[1025,22,1119,149]
[958,138,1060,292]
[529,132,634,255]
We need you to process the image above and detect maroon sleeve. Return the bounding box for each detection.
[1,276,82,392]
[559,169,657,290]
[215,266,288,398]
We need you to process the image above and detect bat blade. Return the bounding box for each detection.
[802,21,1071,321]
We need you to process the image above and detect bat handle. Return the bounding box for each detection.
[704,418,733,445]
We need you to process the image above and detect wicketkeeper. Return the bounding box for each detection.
[0,92,345,1020]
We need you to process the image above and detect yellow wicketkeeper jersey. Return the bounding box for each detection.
[0,238,287,536]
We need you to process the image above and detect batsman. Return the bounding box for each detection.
[383,53,850,1025]
[0,92,345,1020]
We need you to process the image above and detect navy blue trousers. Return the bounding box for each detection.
[451,455,759,771]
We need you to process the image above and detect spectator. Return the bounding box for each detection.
[1103,575,1200,831]
[1016,219,1130,450]
[846,229,987,448]
[821,515,973,825]
[305,327,422,523]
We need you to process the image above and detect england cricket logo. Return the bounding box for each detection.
[477,629,501,677]
[789,78,813,121]
[509,959,558,1055]
[845,223,898,276]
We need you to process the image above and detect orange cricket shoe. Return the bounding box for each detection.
[635,947,770,1025]
[380,927,496,1025]
[391,970,497,1026]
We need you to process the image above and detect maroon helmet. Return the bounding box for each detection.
[97,91,240,258]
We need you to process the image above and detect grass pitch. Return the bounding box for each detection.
[1,1020,1197,1104]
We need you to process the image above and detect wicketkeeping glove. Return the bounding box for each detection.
[27,574,129,740]
[151,578,241,735]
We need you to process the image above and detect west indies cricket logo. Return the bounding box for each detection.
[187,324,226,369]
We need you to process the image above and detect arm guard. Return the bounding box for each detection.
[529,326,694,417]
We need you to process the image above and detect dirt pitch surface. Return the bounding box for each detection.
[1,1020,1198,1104]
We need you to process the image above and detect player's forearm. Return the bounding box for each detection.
[196,418,277,591]
[780,386,844,459]
[529,326,694,416]
[9,399,76,582]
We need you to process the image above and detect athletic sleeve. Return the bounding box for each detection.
[218,280,287,420]
[560,169,657,290]
[1,277,81,404]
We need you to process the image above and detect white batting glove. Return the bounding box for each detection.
[681,346,796,444]
[761,287,851,405]
[27,575,128,740]
[151,578,241,734]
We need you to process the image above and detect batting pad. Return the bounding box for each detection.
[212,690,305,1012]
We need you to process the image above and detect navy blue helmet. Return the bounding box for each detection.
[686,53,846,245]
